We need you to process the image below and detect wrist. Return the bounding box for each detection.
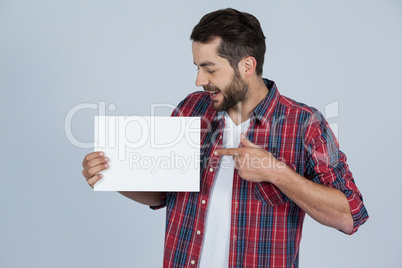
[266,160,293,185]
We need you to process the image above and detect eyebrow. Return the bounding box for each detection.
[194,61,216,67]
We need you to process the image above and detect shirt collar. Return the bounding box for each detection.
[251,78,280,125]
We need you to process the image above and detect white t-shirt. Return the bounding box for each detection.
[199,112,250,267]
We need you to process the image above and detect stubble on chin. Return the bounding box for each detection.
[212,99,222,111]
[214,82,248,111]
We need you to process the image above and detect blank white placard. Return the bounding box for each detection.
[94,116,200,191]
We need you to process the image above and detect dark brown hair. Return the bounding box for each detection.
[190,8,266,76]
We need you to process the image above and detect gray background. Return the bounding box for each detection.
[1,0,401,267]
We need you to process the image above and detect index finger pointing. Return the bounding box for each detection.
[215,148,242,156]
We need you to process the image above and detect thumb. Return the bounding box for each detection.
[240,133,261,148]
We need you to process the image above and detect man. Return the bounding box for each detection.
[82,8,368,268]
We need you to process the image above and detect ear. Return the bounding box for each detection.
[238,56,257,79]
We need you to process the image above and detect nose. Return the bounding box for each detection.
[195,70,208,87]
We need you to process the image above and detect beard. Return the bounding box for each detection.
[203,72,249,111]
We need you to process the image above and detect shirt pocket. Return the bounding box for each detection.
[254,160,297,206]
[254,182,290,206]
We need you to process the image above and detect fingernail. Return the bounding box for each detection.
[105,163,109,168]
[105,157,109,162]
[241,133,246,139]
[99,173,103,178]
[99,152,104,156]
[214,151,218,156]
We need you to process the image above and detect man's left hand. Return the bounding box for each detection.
[215,134,288,183]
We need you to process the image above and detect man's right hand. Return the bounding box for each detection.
[82,151,109,188]
[81,151,163,206]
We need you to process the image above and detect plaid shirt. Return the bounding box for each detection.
[153,79,368,268]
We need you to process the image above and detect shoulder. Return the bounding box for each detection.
[277,94,320,117]
[171,91,214,117]
[274,94,328,139]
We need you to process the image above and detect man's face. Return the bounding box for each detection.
[192,38,249,111]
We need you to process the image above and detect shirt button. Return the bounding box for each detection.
[196,230,201,235]
[191,260,196,265]
[209,168,213,172]
[201,200,206,204]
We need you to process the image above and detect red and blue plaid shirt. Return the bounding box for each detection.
[153,79,368,268]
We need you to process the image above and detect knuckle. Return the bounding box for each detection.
[88,167,96,176]
[89,174,102,188]
[87,161,95,168]
[87,178,94,188]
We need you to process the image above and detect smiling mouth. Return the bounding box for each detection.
[209,90,219,96]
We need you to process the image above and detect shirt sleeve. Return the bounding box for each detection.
[304,110,369,235]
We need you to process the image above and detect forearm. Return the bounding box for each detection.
[118,191,164,206]
[271,168,353,233]
[216,136,355,233]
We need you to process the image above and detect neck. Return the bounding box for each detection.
[227,78,268,125]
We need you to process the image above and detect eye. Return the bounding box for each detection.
[206,70,215,74]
